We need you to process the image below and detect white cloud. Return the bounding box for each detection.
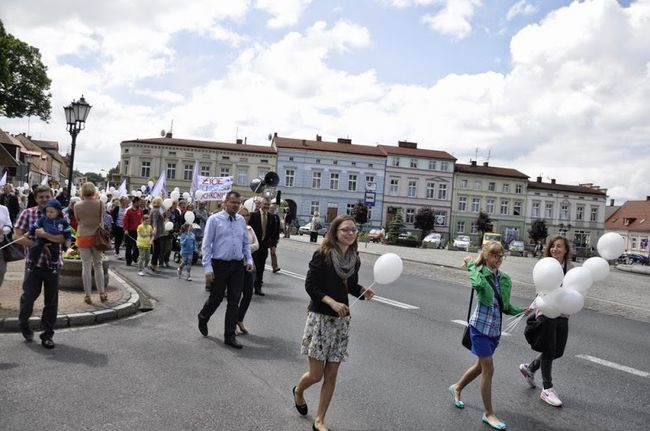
[206,25,248,47]
[255,0,312,28]
[506,0,539,21]
[135,90,185,104]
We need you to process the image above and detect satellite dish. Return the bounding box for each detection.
[160,129,166,137]
[267,133,272,141]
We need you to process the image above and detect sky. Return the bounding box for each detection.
[0,0,648,203]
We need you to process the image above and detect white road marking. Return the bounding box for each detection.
[576,354,649,378]
[268,265,419,310]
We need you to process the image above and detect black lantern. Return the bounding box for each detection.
[64,95,92,198]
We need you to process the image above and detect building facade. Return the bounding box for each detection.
[451,161,529,245]
[378,141,456,241]
[526,177,607,249]
[273,135,386,227]
[604,197,650,257]
[119,135,276,199]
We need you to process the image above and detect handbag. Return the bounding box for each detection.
[93,203,111,251]
[461,289,474,350]
[2,239,25,262]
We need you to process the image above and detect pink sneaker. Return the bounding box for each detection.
[540,388,562,407]
[519,363,536,388]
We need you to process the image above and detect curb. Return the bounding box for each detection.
[0,269,141,332]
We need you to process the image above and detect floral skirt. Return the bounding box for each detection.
[300,311,351,363]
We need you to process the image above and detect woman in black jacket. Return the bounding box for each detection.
[292,215,374,431]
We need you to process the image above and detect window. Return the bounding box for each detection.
[441,161,449,171]
[576,205,584,221]
[310,201,320,216]
[474,181,481,191]
[330,173,339,190]
[426,182,435,199]
[434,210,447,226]
[288,156,294,161]
[532,201,540,218]
[471,222,478,234]
[390,179,399,194]
[513,201,522,216]
[333,160,338,165]
[502,183,510,193]
[500,199,509,215]
[141,161,150,178]
[410,159,417,168]
[486,198,495,214]
[183,164,193,180]
[560,203,569,220]
[346,203,355,215]
[459,179,468,189]
[316,159,320,164]
[351,161,356,166]
[220,167,230,177]
[237,168,247,185]
[590,206,598,222]
[365,175,375,184]
[458,196,467,211]
[471,197,480,212]
[437,184,447,200]
[488,182,496,192]
[348,174,357,192]
[312,172,321,189]
[285,169,295,187]
[545,203,553,218]
[408,180,417,198]
[405,208,415,224]
[392,157,400,167]
[515,184,523,194]
[222,156,229,160]
[258,169,269,178]
[428,160,437,170]
[201,165,210,176]
[123,160,129,176]
[167,163,176,179]
[457,220,465,234]
[168,151,176,156]
[369,163,373,168]
[574,231,589,247]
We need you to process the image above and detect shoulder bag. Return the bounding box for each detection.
[2,237,25,262]
[461,288,473,350]
[93,202,111,251]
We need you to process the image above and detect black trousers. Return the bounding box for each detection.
[199,260,244,338]
[151,237,163,266]
[252,245,269,291]
[237,269,255,323]
[124,230,139,265]
[113,226,125,255]
[19,268,59,339]
[528,317,569,389]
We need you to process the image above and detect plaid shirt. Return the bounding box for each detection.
[469,271,502,337]
[15,206,64,268]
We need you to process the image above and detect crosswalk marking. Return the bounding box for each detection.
[576,354,649,378]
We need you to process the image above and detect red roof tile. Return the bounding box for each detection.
[605,200,650,232]
[274,136,385,157]
[528,180,607,196]
[455,163,529,179]
[377,144,456,161]
[120,137,276,154]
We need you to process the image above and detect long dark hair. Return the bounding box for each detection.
[319,215,358,259]
[545,235,572,273]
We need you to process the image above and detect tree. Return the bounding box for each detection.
[351,200,368,226]
[0,19,52,121]
[475,211,493,244]
[388,211,405,245]
[414,207,435,236]
[528,219,548,249]
[84,172,103,185]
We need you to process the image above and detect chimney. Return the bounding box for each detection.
[610,199,615,206]
[337,138,352,144]
[551,179,556,184]
[397,140,417,149]
[316,134,322,141]
[302,139,307,146]
[165,132,173,138]
[236,138,243,144]
[470,160,477,167]
[647,196,650,201]
[273,132,277,138]
[483,162,489,167]
[536,176,542,182]
[244,137,247,145]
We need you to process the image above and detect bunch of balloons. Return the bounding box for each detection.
[531,232,625,317]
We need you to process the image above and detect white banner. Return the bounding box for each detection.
[195,176,233,201]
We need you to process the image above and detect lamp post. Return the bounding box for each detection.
[24,154,33,185]
[64,95,91,199]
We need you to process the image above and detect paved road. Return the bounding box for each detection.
[1,242,648,430]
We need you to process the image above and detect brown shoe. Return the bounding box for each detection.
[100,292,108,302]
[236,322,249,335]
[84,295,92,305]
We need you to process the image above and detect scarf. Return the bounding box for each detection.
[330,246,358,282]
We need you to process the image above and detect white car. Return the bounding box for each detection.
[422,233,442,249]
[453,235,471,251]
[298,223,312,235]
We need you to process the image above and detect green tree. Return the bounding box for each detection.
[84,172,103,185]
[388,211,405,245]
[476,211,493,244]
[352,200,368,226]
[414,207,435,236]
[0,20,52,121]
[528,219,548,249]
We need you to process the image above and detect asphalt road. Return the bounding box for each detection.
[1,243,649,431]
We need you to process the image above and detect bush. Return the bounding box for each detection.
[397,238,419,247]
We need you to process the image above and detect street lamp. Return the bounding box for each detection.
[64,95,91,198]
[24,153,33,184]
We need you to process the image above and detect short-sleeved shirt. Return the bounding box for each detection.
[16,206,63,268]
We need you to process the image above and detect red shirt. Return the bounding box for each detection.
[122,206,143,231]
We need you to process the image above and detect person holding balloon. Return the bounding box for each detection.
[292,215,374,431]
[149,197,165,273]
[450,241,526,431]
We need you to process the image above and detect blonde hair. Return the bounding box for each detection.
[151,196,163,209]
[81,182,96,197]
[475,240,504,267]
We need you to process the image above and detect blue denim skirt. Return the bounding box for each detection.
[469,325,500,357]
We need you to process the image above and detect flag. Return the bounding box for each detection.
[116,179,127,197]
[0,172,6,186]
[189,160,200,198]
[41,175,49,185]
[150,172,166,198]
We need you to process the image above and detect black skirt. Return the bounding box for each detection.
[524,315,569,358]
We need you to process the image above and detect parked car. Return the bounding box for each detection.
[422,232,442,249]
[299,222,328,236]
[509,240,525,255]
[367,228,385,243]
[482,232,502,245]
[398,230,417,240]
[453,235,471,251]
[616,252,649,265]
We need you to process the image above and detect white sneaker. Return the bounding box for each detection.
[177,267,182,279]
[540,388,562,407]
[187,276,192,281]
[138,271,145,276]
[519,363,536,388]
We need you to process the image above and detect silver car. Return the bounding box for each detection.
[453,235,471,251]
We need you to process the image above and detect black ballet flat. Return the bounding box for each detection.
[312,423,331,431]
[292,386,308,415]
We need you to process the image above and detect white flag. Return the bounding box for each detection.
[0,172,6,186]
[41,175,49,185]
[150,172,166,198]
[116,179,127,197]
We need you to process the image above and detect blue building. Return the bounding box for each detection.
[273,134,386,227]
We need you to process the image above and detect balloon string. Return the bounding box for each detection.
[349,281,376,308]
[0,235,27,250]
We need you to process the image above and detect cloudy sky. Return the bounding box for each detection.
[0,0,648,202]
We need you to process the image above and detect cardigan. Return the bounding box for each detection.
[466,261,522,316]
[73,199,105,237]
[305,249,364,317]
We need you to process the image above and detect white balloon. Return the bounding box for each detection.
[532,257,564,294]
[148,180,154,188]
[135,191,142,197]
[562,267,593,295]
[109,186,115,192]
[597,232,625,260]
[243,198,256,212]
[170,191,180,201]
[173,187,180,192]
[582,257,610,282]
[140,185,146,192]
[557,287,585,315]
[23,182,29,188]
[373,253,403,284]
[164,221,173,231]
[163,198,173,209]
[182,192,190,200]
[195,190,204,200]
[184,211,195,224]
[537,294,562,318]
[99,194,108,204]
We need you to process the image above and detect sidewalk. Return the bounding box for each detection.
[0,260,140,332]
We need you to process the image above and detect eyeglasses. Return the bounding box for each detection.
[338,228,358,234]
[491,253,506,260]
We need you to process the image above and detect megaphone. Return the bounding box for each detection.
[264,171,280,187]
[250,171,280,195]
[250,177,264,193]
